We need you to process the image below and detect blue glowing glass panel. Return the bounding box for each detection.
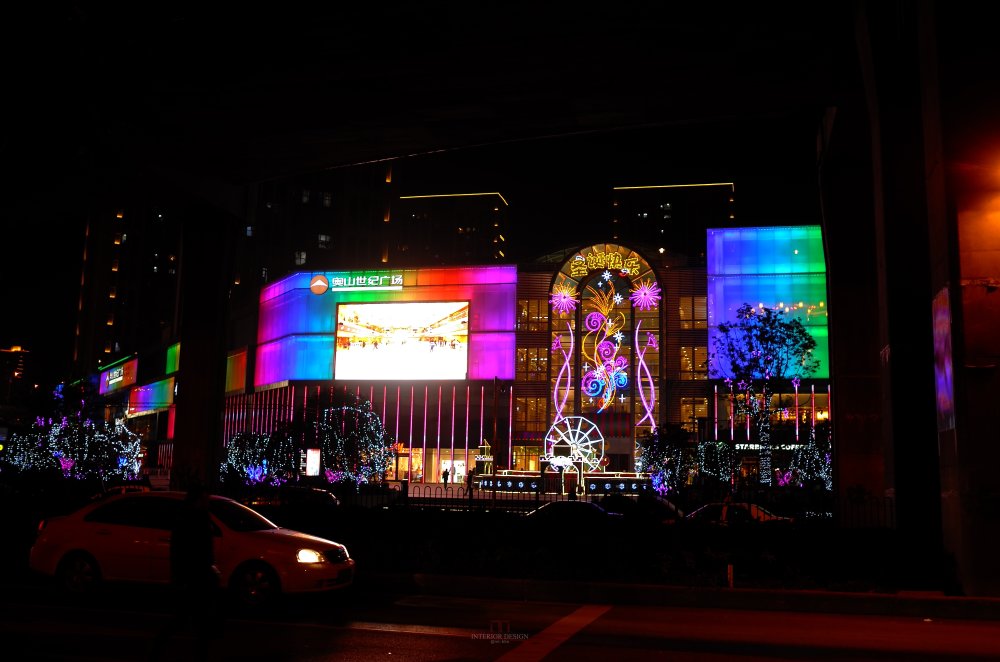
[707,226,829,378]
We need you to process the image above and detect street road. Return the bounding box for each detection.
[1,579,999,661]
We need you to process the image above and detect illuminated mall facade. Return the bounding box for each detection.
[110,225,830,489]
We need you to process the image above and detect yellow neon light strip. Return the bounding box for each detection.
[400,192,509,206]
[613,182,735,192]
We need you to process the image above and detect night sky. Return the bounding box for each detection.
[1,3,989,389]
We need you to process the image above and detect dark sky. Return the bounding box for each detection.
[0,118,817,390]
[9,2,982,389]
[0,3,831,389]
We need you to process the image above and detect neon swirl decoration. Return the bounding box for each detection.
[581,282,628,413]
[634,320,658,430]
[551,322,574,422]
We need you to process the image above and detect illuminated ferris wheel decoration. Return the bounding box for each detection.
[544,416,605,472]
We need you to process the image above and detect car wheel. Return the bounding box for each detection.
[57,552,101,593]
[230,562,281,608]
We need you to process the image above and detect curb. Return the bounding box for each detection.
[357,571,1000,621]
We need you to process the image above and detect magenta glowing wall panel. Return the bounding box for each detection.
[255,266,516,386]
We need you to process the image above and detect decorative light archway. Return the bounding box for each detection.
[549,244,661,467]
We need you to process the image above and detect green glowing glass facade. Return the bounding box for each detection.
[707,226,829,378]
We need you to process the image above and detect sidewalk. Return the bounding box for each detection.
[358,571,1000,621]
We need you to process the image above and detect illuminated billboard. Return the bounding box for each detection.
[254,265,516,386]
[335,301,469,380]
[126,377,174,416]
[99,358,138,395]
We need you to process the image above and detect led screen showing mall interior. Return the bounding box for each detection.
[334,301,470,380]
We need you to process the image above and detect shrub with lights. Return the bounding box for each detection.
[1,415,142,480]
[636,423,692,495]
[696,440,734,484]
[219,431,296,486]
[791,424,833,491]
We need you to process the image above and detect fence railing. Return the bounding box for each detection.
[391,482,897,528]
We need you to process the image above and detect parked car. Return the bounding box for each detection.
[29,491,355,606]
[684,501,793,526]
[524,499,625,527]
[599,493,683,524]
[238,484,343,535]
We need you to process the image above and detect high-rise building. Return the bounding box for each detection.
[74,202,182,382]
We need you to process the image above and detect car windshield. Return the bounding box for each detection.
[209,499,278,532]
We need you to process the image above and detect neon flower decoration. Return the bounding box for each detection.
[629,279,661,311]
[581,284,628,412]
[634,321,658,430]
[552,322,574,422]
[550,283,579,315]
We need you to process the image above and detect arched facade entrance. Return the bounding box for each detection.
[548,243,662,472]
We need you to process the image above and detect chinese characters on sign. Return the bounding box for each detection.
[329,273,404,290]
[570,251,640,278]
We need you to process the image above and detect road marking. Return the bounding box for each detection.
[347,621,477,638]
[496,604,610,662]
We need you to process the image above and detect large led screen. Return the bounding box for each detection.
[335,301,470,380]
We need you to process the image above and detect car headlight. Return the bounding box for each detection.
[296,548,325,564]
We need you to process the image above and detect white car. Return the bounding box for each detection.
[29,491,355,606]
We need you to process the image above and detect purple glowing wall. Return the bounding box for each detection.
[255,266,516,386]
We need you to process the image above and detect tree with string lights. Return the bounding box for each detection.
[710,303,820,486]
[219,431,296,486]
[636,423,691,495]
[1,414,142,480]
[316,395,395,486]
[791,423,833,491]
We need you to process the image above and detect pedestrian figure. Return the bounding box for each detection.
[442,466,450,485]
[150,484,222,661]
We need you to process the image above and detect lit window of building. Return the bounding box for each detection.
[680,397,708,432]
[679,346,708,380]
[516,299,549,331]
[516,348,549,382]
[679,296,707,329]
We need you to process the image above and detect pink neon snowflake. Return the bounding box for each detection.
[629,279,661,311]
[550,284,579,314]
